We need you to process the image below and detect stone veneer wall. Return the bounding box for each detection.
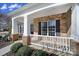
[33,9,71,37]
[11,34,19,41]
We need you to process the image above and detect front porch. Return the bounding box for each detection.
[11,3,79,55]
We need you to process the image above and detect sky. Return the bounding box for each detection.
[0,3,27,14]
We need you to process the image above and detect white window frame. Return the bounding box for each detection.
[40,20,57,36]
[41,21,47,35]
[48,20,56,36]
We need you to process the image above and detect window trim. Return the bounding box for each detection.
[48,20,56,36]
[41,21,47,35]
[40,20,60,36]
[30,24,34,34]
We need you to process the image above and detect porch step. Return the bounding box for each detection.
[29,44,73,56]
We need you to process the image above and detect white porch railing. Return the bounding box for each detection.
[30,34,74,54]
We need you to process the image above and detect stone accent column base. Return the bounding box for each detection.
[22,36,31,45]
[70,40,77,55]
[11,34,19,41]
[75,42,79,55]
[70,40,79,55]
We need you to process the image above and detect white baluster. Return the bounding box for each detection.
[60,38,61,51]
[56,37,58,49]
[65,38,67,52]
[62,38,64,52]
[69,39,70,52]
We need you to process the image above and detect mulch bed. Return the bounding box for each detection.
[3,48,57,56]
[4,51,57,56]
[3,51,15,56]
[0,41,13,49]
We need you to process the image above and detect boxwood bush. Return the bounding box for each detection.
[0,36,2,40]
[0,36,2,38]
[15,46,33,56]
[10,43,23,53]
[32,50,48,56]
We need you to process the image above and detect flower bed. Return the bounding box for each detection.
[4,43,57,56]
[3,51,15,56]
[0,41,13,49]
[0,32,13,49]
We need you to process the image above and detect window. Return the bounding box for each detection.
[17,23,24,35]
[48,20,56,36]
[30,24,34,34]
[38,20,60,36]
[38,22,41,35]
[56,20,60,36]
[41,22,47,35]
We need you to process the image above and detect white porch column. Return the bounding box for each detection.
[11,18,19,41]
[23,16,30,36]
[71,4,77,38]
[76,5,79,38]
[71,4,79,40]
[71,4,79,55]
[12,18,18,34]
[22,15,31,45]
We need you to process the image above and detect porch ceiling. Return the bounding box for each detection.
[28,4,73,19]
[14,16,24,23]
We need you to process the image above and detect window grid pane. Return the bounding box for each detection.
[48,20,56,36]
[40,20,60,36]
[41,22,47,35]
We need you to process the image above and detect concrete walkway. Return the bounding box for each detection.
[0,40,22,56]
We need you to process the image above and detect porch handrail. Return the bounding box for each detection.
[30,34,74,39]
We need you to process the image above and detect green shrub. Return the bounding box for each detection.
[15,46,33,56]
[0,36,2,39]
[2,33,10,41]
[0,36,2,38]
[10,43,23,53]
[32,50,48,56]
